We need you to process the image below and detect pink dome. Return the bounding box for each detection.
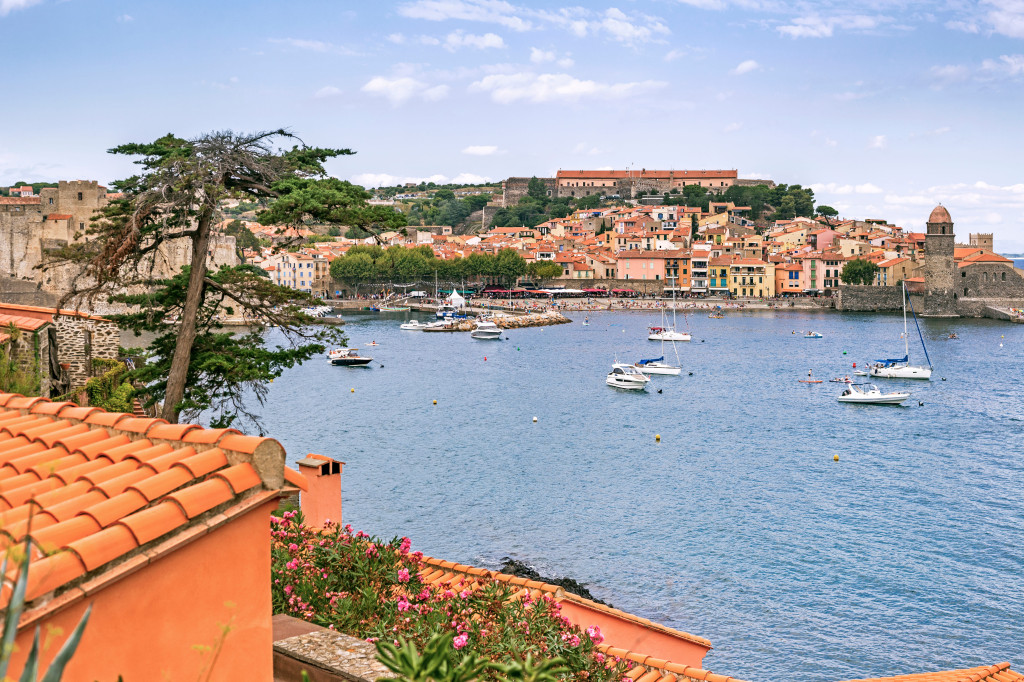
[928,205,952,223]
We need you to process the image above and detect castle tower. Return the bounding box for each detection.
[969,233,993,252]
[923,204,957,316]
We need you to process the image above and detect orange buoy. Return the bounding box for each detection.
[484,357,487,361]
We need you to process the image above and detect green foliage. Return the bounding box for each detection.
[305,234,338,244]
[328,225,342,237]
[84,359,134,413]
[495,248,527,288]
[526,260,563,281]
[0,325,40,396]
[222,219,260,251]
[271,514,627,682]
[110,265,345,430]
[526,177,547,201]
[840,258,880,285]
[434,189,456,202]
[575,195,601,210]
[0,538,91,681]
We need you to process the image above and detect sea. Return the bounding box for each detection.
[248,309,1023,682]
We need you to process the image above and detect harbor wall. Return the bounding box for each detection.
[835,285,903,311]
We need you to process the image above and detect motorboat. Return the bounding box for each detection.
[400,320,428,330]
[423,319,456,331]
[328,348,373,367]
[471,321,503,340]
[853,370,869,376]
[805,331,823,339]
[829,376,853,383]
[436,304,459,318]
[378,306,410,312]
[606,363,650,390]
[871,281,933,380]
[635,356,681,375]
[837,383,910,405]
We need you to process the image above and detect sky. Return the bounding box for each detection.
[2,0,1024,252]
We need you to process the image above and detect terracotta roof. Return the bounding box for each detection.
[46,214,72,221]
[835,662,1023,682]
[928,205,952,224]
[959,252,1013,264]
[0,314,50,332]
[0,303,109,323]
[557,170,737,180]
[0,392,303,611]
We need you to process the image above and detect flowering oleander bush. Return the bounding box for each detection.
[271,511,629,682]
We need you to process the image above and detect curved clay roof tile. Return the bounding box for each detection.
[928,205,952,223]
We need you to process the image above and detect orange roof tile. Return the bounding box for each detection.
[0,391,306,608]
[835,662,1023,682]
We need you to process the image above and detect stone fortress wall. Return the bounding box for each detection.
[1,180,237,313]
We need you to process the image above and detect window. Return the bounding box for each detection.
[962,271,966,277]
[1002,272,1006,281]
[49,198,54,205]
[77,192,83,201]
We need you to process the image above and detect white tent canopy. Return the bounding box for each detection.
[447,291,466,308]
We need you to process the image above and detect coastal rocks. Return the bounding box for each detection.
[498,557,612,607]
[493,311,571,329]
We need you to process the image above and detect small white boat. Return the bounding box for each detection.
[435,304,460,318]
[648,326,691,342]
[329,348,373,367]
[837,383,910,405]
[400,320,428,330]
[423,320,456,332]
[634,356,681,375]
[606,363,651,390]
[471,321,503,340]
[853,369,869,376]
[805,331,823,339]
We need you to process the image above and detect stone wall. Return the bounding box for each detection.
[4,327,50,396]
[956,263,1024,300]
[54,315,120,388]
[835,285,904,311]
[537,278,667,295]
[501,177,555,207]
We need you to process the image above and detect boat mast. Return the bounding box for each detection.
[902,280,910,360]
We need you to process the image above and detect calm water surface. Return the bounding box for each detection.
[253,309,1023,682]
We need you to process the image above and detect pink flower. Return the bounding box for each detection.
[397,568,410,583]
[285,560,298,570]
[399,537,412,554]
[397,596,411,612]
[594,653,606,663]
[453,633,469,650]
[561,632,581,647]
[284,585,293,595]
[417,589,431,600]
[459,590,471,599]
[586,625,604,644]
[288,543,299,552]
[366,543,379,558]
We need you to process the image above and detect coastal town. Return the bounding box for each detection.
[2,1,1024,680]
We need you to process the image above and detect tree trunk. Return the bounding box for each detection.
[160,207,213,423]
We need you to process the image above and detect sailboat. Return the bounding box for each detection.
[648,279,691,342]
[870,281,933,380]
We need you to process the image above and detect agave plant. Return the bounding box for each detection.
[0,538,91,682]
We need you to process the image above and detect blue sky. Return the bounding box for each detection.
[2,0,1024,251]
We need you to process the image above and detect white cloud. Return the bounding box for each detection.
[572,142,602,155]
[397,0,532,31]
[980,54,1024,78]
[269,38,359,55]
[557,56,575,68]
[530,47,555,63]
[387,33,406,44]
[314,86,342,99]
[443,30,505,50]
[362,76,449,105]
[732,60,760,75]
[945,19,979,33]
[983,0,1024,39]
[664,48,690,62]
[930,64,970,83]
[777,14,890,39]
[675,0,726,8]
[723,122,743,133]
[462,145,499,155]
[350,172,493,188]
[116,14,133,23]
[869,135,886,149]
[0,0,42,17]
[469,72,666,103]
[810,182,883,195]
[825,138,838,147]
[596,7,670,45]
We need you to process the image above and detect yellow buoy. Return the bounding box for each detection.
[532,416,538,422]
[833,454,839,462]
[351,388,355,393]
[433,400,437,405]
[655,434,661,442]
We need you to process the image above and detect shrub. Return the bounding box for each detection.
[270,513,627,682]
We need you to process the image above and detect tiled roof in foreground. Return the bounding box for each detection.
[418,556,746,682]
[835,662,1024,682]
[0,392,305,610]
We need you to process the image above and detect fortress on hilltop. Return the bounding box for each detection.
[0,180,237,309]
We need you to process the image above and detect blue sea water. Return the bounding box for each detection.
[253,310,1023,682]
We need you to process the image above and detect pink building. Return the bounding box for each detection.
[615,250,668,281]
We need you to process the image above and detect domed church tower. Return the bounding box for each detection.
[923,204,957,316]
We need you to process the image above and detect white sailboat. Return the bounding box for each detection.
[870,281,933,380]
[648,278,691,342]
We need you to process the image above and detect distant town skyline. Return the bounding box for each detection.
[2,0,1023,251]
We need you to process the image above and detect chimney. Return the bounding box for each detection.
[295,454,344,528]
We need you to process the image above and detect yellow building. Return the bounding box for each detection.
[728,258,774,297]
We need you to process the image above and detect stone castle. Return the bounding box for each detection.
[0,180,237,310]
